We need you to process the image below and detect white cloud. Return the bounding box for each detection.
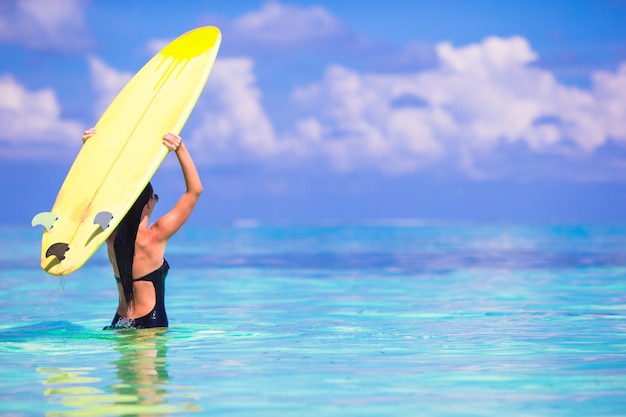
[290,65,447,173]
[186,57,278,165]
[427,36,625,156]
[437,36,537,77]
[0,0,91,51]
[231,0,345,48]
[287,36,626,176]
[592,62,626,141]
[87,56,133,119]
[218,1,436,71]
[0,74,83,157]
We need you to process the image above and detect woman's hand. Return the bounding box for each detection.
[82,128,96,143]
[162,132,182,152]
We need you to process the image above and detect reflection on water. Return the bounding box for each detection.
[110,329,172,413]
[39,329,199,416]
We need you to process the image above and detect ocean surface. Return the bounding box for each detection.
[1,222,625,416]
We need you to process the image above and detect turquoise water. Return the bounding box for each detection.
[1,223,625,416]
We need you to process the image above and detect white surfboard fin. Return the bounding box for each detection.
[31,212,59,231]
[46,242,69,261]
[94,211,114,230]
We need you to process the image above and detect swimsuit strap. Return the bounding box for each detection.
[134,259,169,282]
[114,259,169,283]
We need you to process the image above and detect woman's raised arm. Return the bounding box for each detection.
[153,133,203,241]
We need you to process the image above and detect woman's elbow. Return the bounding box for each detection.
[189,186,203,200]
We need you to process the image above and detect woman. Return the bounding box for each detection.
[82,128,203,329]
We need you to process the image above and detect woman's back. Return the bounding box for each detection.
[86,129,202,329]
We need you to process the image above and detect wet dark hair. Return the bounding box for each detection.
[114,182,154,306]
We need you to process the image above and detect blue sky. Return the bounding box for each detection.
[1,0,626,225]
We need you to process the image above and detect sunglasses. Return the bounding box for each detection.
[152,194,159,204]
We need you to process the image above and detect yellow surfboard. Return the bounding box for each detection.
[32,26,221,276]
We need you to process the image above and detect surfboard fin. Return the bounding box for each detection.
[31,212,59,231]
[94,211,114,230]
[46,243,69,261]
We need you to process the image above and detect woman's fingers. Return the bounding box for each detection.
[162,132,182,152]
[82,128,96,143]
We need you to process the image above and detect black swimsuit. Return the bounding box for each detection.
[104,260,169,330]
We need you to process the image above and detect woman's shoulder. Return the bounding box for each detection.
[137,224,168,248]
